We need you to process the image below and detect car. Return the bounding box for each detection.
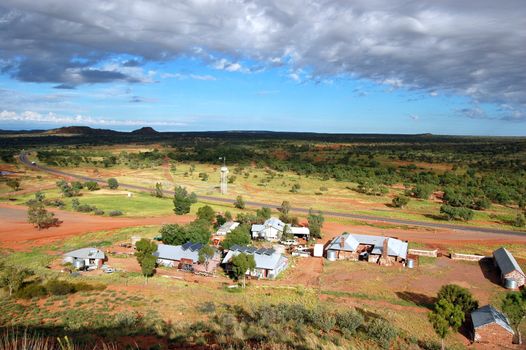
[280,239,298,246]
[292,249,311,257]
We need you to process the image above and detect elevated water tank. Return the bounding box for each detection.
[326,250,337,261]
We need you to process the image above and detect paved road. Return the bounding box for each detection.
[19,152,526,237]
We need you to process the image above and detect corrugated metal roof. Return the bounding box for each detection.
[64,247,105,260]
[289,227,310,235]
[217,221,239,234]
[154,243,206,263]
[493,247,525,276]
[325,233,408,259]
[472,305,514,334]
[222,245,286,270]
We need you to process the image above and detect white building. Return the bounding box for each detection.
[216,221,240,236]
[251,217,310,241]
[63,247,106,269]
[222,245,288,279]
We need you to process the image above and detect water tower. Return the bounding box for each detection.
[219,156,228,195]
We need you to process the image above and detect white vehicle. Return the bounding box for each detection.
[280,239,298,246]
[292,248,311,257]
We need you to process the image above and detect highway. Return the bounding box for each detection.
[19,152,526,237]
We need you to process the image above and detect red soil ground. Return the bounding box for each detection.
[0,203,194,251]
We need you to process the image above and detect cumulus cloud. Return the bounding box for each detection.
[0,0,525,116]
[0,110,186,126]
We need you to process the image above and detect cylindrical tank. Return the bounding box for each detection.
[327,250,337,261]
[73,259,85,270]
[406,259,415,269]
[504,278,518,289]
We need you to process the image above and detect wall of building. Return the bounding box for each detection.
[474,324,514,347]
[504,270,526,287]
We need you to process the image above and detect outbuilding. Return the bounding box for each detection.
[63,247,106,270]
[471,305,514,345]
[493,247,525,289]
[222,245,288,279]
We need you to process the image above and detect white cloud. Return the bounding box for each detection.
[160,73,216,81]
[0,110,187,126]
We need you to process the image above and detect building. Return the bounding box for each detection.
[216,221,240,236]
[222,245,288,279]
[472,305,514,345]
[326,233,408,265]
[63,247,106,270]
[251,217,310,241]
[154,242,203,267]
[493,247,525,289]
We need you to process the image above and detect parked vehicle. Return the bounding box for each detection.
[280,239,298,246]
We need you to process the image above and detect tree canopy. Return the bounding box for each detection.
[173,186,197,215]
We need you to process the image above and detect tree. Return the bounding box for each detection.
[160,221,211,245]
[215,214,227,229]
[231,253,256,288]
[84,181,100,191]
[222,225,251,249]
[278,201,291,215]
[151,182,164,198]
[307,209,324,239]
[501,292,525,344]
[173,186,197,215]
[135,238,157,284]
[412,184,434,199]
[107,178,119,189]
[6,178,20,191]
[196,205,216,225]
[198,245,215,270]
[429,299,464,350]
[234,195,245,209]
[56,180,79,197]
[27,192,60,229]
[436,284,478,315]
[440,205,474,221]
[392,195,410,208]
[256,207,271,223]
[0,264,34,296]
[513,213,526,228]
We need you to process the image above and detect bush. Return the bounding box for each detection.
[45,279,75,295]
[94,209,105,215]
[336,310,363,334]
[84,181,100,191]
[44,198,65,208]
[108,210,123,216]
[15,283,48,299]
[73,282,106,292]
[107,178,119,189]
[366,318,397,349]
[77,204,97,213]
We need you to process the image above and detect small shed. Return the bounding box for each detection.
[493,247,525,289]
[472,305,514,345]
[63,247,106,270]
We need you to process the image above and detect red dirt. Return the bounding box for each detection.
[0,203,194,251]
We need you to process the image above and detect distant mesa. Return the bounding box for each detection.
[131,127,159,135]
[45,126,118,136]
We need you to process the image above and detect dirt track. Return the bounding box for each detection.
[0,203,194,250]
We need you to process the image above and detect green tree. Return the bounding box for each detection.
[0,264,34,296]
[173,186,197,215]
[198,245,215,270]
[224,211,233,221]
[429,299,464,350]
[256,207,272,223]
[231,253,256,288]
[440,205,474,221]
[234,195,245,209]
[436,284,478,315]
[413,184,434,199]
[513,213,526,228]
[278,200,291,215]
[222,225,251,249]
[392,195,410,208]
[6,178,20,191]
[196,205,216,225]
[501,292,525,344]
[160,221,211,245]
[135,238,157,284]
[151,182,164,198]
[307,209,324,239]
[107,178,119,189]
[84,181,100,191]
[27,192,60,229]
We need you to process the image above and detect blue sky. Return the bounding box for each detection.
[0,1,525,135]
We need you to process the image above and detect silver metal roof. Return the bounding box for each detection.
[154,243,205,263]
[326,233,408,259]
[493,247,525,277]
[217,221,239,234]
[472,305,514,334]
[64,247,105,260]
[222,245,286,270]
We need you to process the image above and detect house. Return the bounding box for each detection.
[251,217,310,241]
[63,247,106,269]
[154,242,219,273]
[222,245,288,279]
[216,221,240,236]
[493,247,525,289]
[471,305,514,345]
[326,233,408,265]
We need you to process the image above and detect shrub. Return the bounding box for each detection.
[44,198,65,208]
[107,178,119,189]
[311,308,336,333]
[392,195,410,208]
[45,279,75,295]
[84,181,100,191]
[94,209,105,215]
[15,284,48,299]
[73,282,106,292]
[366,318,397,349]
[336,310,364,334]
[77,204,97,213]
[109,210,123,216]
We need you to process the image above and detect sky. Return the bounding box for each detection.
[0,1,525,135]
